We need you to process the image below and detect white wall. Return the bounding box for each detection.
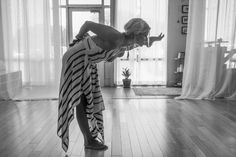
[166,0,188,86]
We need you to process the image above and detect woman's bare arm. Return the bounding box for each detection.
[76,21,122,42]
[122,33,165,51]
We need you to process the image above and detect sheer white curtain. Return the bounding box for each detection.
[178,0,236,99]
[1,0,62,87]
[114,0,167,85]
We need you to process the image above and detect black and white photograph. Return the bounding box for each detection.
[0,0,236,157]
[182,4,189,13]
[181,26,188,34]
[181,16,188,24]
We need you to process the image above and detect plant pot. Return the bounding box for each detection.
[122,79,131,88]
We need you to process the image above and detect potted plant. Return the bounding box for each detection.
[122,68,131,88]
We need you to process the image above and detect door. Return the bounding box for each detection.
[68,8,105,86]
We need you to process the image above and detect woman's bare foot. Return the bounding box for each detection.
[85,139,108,150]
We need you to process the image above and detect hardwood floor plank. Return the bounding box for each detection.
[1,88,236,157]
[174,100,234,157]
[0,101,42,143]
[27,151,41,157]
[129,101,154,157]
[146,101,184,156]
[150,101,196,157]
[174,101,220,157]
[177,128,207,157]
[0,102,56,157]
[124,102,143,157]
[179,100,236,154]
[111,102,122,156]
[48,141,64,157]
[120,122,133,157]
[104,101,113,157]
[70,130,83,156]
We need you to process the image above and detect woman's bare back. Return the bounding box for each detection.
[91,35,123,51]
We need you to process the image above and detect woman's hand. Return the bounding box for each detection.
[146,33,165,47]
[155,33,165,41]
[75,32,89,40]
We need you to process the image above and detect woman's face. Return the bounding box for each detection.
[134,33,148,46]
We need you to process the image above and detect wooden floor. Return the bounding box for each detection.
[0,88,236,157]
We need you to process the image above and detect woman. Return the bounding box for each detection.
[57,18,164,152]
